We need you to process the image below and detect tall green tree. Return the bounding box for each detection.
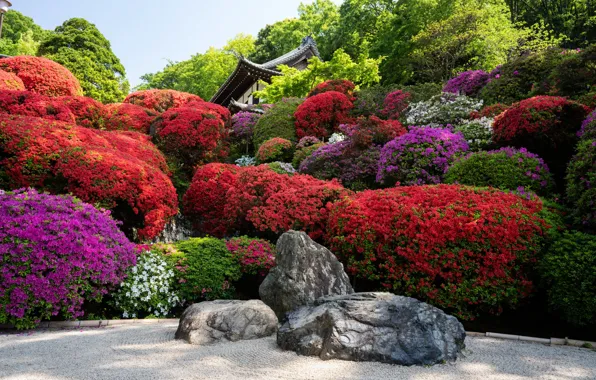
[38,18,129,103]
[137,34,255,100]
[250,0,339,63]
[0,10,47,56]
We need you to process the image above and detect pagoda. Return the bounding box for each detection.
[210,36,320,112]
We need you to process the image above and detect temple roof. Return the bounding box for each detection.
[210,36,321,107]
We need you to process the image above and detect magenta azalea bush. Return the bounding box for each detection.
[444,70,490,97]
[226,237,276,277]
[231,111,261,141]
[0,189,136,329]
[377,126,469,186]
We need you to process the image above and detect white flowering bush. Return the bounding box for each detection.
[114,250,181,319]
[453,117,494,151]
[405,93,483,127]
[235,155,257,167]
[328,133,346,144]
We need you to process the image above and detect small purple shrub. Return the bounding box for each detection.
[0,189,136,329]
[443,70,490,97]
[377,126,469,186]
[231,111,261,145]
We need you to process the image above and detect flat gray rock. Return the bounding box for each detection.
[175,300,278,345]
[259,231,353,320]
[277,292,466,366]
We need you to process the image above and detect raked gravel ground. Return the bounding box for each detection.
[1,322,595,380]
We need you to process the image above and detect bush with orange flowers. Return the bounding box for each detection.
[0,70,25,91]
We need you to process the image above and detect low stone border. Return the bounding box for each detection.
[1,320,594,348]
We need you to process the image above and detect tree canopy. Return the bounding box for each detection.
[0,10,48,56]
[38,18,129,103]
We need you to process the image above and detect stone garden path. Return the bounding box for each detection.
[1,322,595,380]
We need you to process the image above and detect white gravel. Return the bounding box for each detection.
[1,323,595,380]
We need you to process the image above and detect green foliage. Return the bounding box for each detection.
[250,0,339,63]
[172,238,242,302]
[540,231,596,326]
[293,143,325,168]
[566,139,596,231]
[253,98,301,149]
[138,34,255,100]
[38,18,129,103]
[254,49,381,103]
[0,11,47,56]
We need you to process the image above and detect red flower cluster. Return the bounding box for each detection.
[56,96,108,129]
[256,137,294,163]
[294,91,354,139]
[493,96,589,182]
[124,89,203,113]
[382,90,411,119]
[185,100,232,126]
[326,185,549,319]
[470,103,509,119]
[308,79,356,99]
[0,56,83,97]
[151,105,229,168]
[183,164,350,240]
[0,70,25,90]
[0,114,178,240]
[104,103,158,133]
[0,90,76,122]
[348,116,407,148]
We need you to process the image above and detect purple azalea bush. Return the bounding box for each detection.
[377,126,469,186]
[445,147,555,196]
[443,70,490,97]
[296,136,321,149]
[0,189,136,329]
[232,112,261,140]
[579,109,596,139]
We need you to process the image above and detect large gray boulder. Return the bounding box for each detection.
[175,300,278,345]
[259,231,353,320]
[277,292,466,366]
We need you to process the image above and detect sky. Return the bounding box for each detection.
[11,0,339,87]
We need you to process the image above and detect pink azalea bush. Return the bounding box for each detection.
[226,237,276,276]
[0,189,136,329]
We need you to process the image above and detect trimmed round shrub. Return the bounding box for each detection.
[225,166,350,240]
[182,163,240,238]
[256,137,294,163]
[57,96,108,129]
[172,238,242,302]
[579,109,596,140]
[0,89,76,122]
[443,70,490,97]
[0,189,136,329]
[492,96,589,182]
[253,97,301,149]
[406,93,483,127]
[293,142,325,168]
[294,91,354,139]
[0,115,178,240]
[268,162,297,175]
[104,103,158,133]
[0,70,25,90]
[0,56,83,97]
[377,126,469,186]
[185,100,232,126]
[470,103,509,119]
[326,185,550,319]
[381,90,411,119]
[566,139,596,231]
[540,231,596,326]
[226,237,276,277]
[344,116,407,148]
[308,79,356,98]
[296,136,321,149]
[113,248,181,319]
[445,147,555,196]
[124,89,203,113]
[453,117,494,151]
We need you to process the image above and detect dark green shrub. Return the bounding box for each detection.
[172,238,241,302]
[540,231,596,326]
[546,46,596,99]
[292,143,325,168]
[566,139,596,231]
[253,98,301,149]
[445,147,556,197]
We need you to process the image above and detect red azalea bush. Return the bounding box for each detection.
[226,236,276,276]
[256,137,294,163]
[0,56,83,97]
[0,90,76,122]
[56,96,108,129]
[104,103,158,133]
[124,89,203,113]
[182,163,240,237]
[382,90,411,119]
[470,103,509,119]
[294,91,354,139]
[308,79,356,99]
[493,96,589,182]
[0,115,178,240]
[185,100,231,126]
[346,116,407,148]
[0,70,25,90]
[0,188,136,329]
[226,166,350,240]
[326,185,550,319]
